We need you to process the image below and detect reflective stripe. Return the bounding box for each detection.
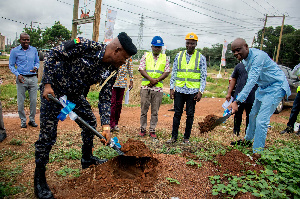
[178,51,184,70]
[146,70,163,74]
[178,69,200,73]
[176,77,200,82]
[142,78,163,84]
[194,51,200,70]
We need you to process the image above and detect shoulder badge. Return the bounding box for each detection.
[74,38,81,44]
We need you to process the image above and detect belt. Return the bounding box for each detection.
[22,74,37,77]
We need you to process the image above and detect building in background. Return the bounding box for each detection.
[0,33,5,52]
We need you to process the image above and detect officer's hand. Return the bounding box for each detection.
[101,129,112,146]
[170,89,175,100]
[43,84,55,101]
[30,67,38,73]
[18,75,25,83]
[194,92,202,102]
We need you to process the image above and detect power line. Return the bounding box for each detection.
[178,0,260,27]
[261,0,282,15]
[251,0,273,15]
[166,0,256,31]
[239,0,264,15]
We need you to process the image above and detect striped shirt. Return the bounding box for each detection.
[113,57,133,88]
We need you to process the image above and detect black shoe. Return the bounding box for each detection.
[81,156,108,169]
[28,121,38,127]
[34,166,54,199]
[168,108,175,111]
[230,139,252,147]
[280,126,293,134]
[21,123,27,128]
[0,133,7,142]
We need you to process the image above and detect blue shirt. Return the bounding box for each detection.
[237,48,291,103]
[170,51,207,94]
[9,45,39,77]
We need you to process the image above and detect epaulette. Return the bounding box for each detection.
[64,37,81,51]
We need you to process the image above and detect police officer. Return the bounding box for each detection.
[168,33,207,144]
[34,32,137,199]
[138,36,170,138]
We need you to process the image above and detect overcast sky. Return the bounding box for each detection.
[0,0,299,50]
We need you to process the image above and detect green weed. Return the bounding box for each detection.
[186,160,202,168]
[9,139,23,146]
[56,166,80,178]
[49,148,81,163]
[166,177,180,184]
[93,146,118,160]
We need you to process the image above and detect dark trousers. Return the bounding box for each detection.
[172,91,197,140]
[35,93,96,167]
[234,102,253,135]
[110,87,125,128]
[287,92,300,128]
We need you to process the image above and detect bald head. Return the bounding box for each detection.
[103,37,131,67]
[231,38,247,49]
[231,38,249,61]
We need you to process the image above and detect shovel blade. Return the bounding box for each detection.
[211,113,232,129]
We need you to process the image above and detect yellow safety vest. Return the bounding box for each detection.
[176,50,201,88]
[141,52,166,88]
[297,86,300,93]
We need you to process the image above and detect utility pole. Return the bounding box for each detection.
[260,14,267,50]
[92,0,102,42]
[137,14,144,60]
[72,0,79,39]
[275,15,285,63]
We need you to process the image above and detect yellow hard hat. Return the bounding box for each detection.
[185,32,198,41]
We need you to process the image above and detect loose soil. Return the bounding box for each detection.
[198,114,219,133]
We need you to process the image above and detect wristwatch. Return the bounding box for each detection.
[199,90,204,95]
[102,126,111,131]
[236,100,242,106]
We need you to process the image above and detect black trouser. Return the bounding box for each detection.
[234,102,253,135]
[171,91,197,140]
[287,92,300,129]
[35,93,96,167]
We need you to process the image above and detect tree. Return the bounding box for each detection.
[254,25,298,67]
[42,21,71,48]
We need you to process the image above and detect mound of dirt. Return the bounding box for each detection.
[121,138,153,158]
[53,139,159,198]
[215,149,264,176]
[198,114,219,133]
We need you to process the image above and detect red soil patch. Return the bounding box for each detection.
[198,114,219,133]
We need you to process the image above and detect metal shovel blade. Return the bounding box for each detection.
[211,113,232,129]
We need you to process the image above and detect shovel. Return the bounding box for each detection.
[211,109,233,130]
[47,94,124,156]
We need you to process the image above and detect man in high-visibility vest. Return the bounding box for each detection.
[280,63,300,136]
[167,32,207,144]
[138,36,170,138]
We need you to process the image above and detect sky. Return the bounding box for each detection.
[0,0,299,51]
